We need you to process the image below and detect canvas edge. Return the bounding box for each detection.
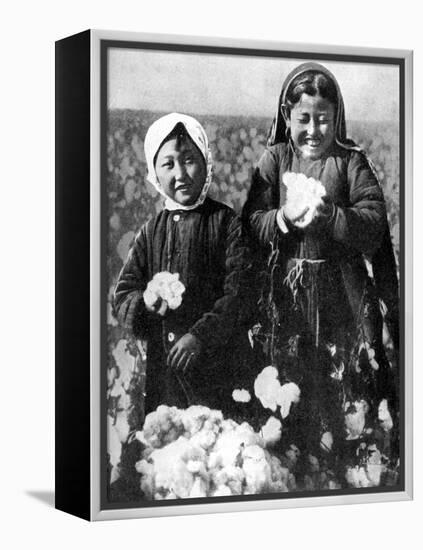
[88,29,413,522]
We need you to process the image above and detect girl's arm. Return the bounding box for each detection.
[189,212,250,354]
[330,151,388,255]
[242,147,284,246]
[113,226,151,339]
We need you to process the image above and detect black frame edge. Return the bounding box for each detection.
[55,29,91,521]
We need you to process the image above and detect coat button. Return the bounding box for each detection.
[168,332,175,342]
[173,214,180,222]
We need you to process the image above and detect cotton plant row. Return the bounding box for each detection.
[132,367,339,499]
[233,365,396,489]
[107,334,396,492]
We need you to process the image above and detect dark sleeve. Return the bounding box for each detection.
[113,226,150,339]
[242,147,281,246]
[189,212,249,352]
[332,152,388,255]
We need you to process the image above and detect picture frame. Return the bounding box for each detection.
[55,29,413,521]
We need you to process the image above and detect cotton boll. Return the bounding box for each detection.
[261,416,282,446]
[234,422,263,448]
[186,459,206,476]
[221,418,239,432]
[378,399,394,432]
[232,389,252,403]
[243,446,272,494]
[254,366,281,411]
[135,458,154,476]
[189,476,209,498]
[213,431,243,467]
[190,429,217,450]
[155,459,193,498]
[181,405,212,436]
[278,382,301,419]
[328,479,341,490]
[142,405,184,448]
[213,485,232,497]
[207,451,222,470]
[320,431,334,452]
[268,454,290,492]
[345,466,360,488]
[107,417,122,484]
[148,271,185,311]
[344,400,368,440]
[357,467,371,487]
[345,466,370,488]
[282,172,326,228]
[284,444,301,470]
[303,474,315,491]
[282,172,298,187]
[150,437,195,498]
[242,445,266,462]
[111,339,135,390]
[366,464,383,487]
[143,285,159,310]
[366,444,384,486]
[224,466,245,495]
[136,460,155,498]
[158,273,184,304]
[308,454,320,473]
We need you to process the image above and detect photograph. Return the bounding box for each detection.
[102,38,404,511]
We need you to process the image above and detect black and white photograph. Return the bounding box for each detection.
[3,0,422,543]
[103,39,404,509]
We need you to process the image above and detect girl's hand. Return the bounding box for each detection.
[307,197,336,232]
[281,203,310,225]
[167,333,202,372]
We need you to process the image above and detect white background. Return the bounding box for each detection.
[0,0,420,548]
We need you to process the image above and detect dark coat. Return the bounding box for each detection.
[243,142,389,324]
[242,142,398,454]
[114,198,252,415]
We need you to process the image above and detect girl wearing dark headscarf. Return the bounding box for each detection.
[243,63,399,486]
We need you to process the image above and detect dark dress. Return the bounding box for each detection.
[243,142,398,471]
[114,197,252,416]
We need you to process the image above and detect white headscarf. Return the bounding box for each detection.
[144,112,213,211]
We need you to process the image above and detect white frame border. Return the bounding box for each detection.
[90,29,413,521]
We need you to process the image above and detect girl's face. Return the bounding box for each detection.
[287,93,336,160]
[154,135,206,206]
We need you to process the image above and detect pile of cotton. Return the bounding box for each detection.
[134,405,295,499]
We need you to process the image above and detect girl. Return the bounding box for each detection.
[114,113,251,417]
[243,63,399,482]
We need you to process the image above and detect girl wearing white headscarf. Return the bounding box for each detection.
[114,113,252,416]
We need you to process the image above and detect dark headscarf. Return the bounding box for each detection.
[268,62,351,148]
[269,62,399,348]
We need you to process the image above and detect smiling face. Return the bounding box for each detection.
[287,93,336,160]
[154,134,207,206]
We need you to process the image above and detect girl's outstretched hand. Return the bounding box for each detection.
[167,333,202,373]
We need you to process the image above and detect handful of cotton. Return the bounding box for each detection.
[282,172,326,228]
[143,271,185,315]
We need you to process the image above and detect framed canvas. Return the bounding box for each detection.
[55,29,413,521]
